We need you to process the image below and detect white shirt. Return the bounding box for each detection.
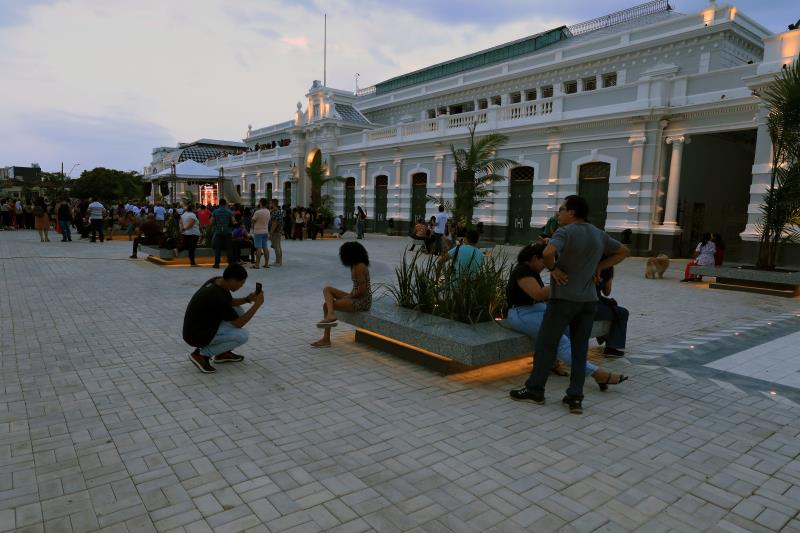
[434,212,447,234]
[251,208,270,234]
[180,212,201,236]
[88,201,105,220]
[695,241,716,266]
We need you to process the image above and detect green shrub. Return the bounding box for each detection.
[385,248,508,324]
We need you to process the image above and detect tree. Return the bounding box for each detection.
[757,56,800,269]
[70,167,144,203]
[40,172,71,199]
[306,155,345,208]
[447,122,515,226]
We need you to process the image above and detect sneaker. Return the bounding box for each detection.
[190,350,216,373]
[509,386,545,404]
[603,347,625,357]
[562,395,583,414]
[213,351,244,363]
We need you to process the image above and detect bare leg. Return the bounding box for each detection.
[254,249,262,268]
[311,327,332,347]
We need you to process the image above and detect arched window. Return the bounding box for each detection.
[578,162,610,229]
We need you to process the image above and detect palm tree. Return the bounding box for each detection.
[449,122,515,225]
[306,155,345,208]
[757,56,800,269]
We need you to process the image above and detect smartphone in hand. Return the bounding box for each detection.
[255,282,262,294]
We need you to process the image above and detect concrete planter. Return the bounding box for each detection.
[339,299,610,367]
[690,265,800,297]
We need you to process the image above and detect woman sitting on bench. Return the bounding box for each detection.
[312,242,372,348]
[505,243,628,391]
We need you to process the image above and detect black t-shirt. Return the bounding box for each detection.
[182,277,239,347]
[57,204,72,221]
[506,263,544,308]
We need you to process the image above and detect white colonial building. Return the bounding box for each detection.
[151,0,800,263]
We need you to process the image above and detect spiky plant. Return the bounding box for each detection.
[306,155,345,208]
[757,56,800,269]
[450,122,515,225]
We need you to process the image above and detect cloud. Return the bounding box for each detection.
[281,36,310,48]
[8,110,173,172]
[0,0,795,173]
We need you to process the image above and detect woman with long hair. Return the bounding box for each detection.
[505,243,628,392]
[33,198,50,242]
[311,241,372,348]
[681,232,716,282]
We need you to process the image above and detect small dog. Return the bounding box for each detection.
[645,254,670,279]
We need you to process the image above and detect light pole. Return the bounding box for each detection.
[67,163,80,178]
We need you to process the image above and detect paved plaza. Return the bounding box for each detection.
[1,230,799,533]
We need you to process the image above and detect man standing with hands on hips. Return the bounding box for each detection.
[510,195,629,414]
[183,263,264,374]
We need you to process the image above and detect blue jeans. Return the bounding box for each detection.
[199,307,249,357]
[594,302,629,349]
[506,304,597,377]
[59,219,72,241]
[526,299,598,398]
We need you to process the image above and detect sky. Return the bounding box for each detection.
[0,0,796,174]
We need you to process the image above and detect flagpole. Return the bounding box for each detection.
[323,13,327,86]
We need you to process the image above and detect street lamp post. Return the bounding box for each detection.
[67,163,80,178]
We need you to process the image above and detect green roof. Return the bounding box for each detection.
[374,26,571,96]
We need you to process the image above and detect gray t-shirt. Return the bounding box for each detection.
[549,222,621,302]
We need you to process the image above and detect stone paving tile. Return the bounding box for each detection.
[1,230,799,531]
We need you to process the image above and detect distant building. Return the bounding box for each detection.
[145,139,246,177]
[152,0,800,263]
[0,165,42,181]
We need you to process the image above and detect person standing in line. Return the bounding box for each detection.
[250,199,271,269]
[178,203,201,266]
[211,199,235,269]
[86,197,106,243]
[57,198,73,242]
[33,198,50,242]
[432,204,448,255]
[269,199,283,267]
[356,206,367,239]
[153,202,166,228]
[509,195,629,415]
[182,263,264,374]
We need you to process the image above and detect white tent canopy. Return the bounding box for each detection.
[150,159,219,181]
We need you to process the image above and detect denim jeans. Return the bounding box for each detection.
[594,302,629,349]
[506,304,597,376]
[526,299,598,398]
[59,219,72,241]
[212,233,233,266]
[199,307,249,357]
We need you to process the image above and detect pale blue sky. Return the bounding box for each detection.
[0,0,797,173]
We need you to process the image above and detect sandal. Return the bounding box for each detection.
[598,373,628,392]
[310,340,331,348]
[317,318,338,328]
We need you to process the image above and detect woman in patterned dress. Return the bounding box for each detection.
[311,241,371,348]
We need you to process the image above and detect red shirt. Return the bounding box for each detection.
[197,208,211,226]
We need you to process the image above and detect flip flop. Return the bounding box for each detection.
[310,341,331,348]
[316,319,338,328]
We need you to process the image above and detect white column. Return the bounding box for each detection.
[394,157,402,219]
[663,135,690,226]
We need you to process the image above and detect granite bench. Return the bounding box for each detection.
[690,265,800,297]
[338,299,611,367]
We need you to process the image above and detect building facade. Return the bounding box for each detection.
[160,0,800,263]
